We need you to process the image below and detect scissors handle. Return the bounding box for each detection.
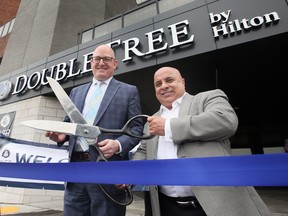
[99,114,154,140]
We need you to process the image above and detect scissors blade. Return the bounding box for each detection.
[46,77,88,124]
[21,120,101,139]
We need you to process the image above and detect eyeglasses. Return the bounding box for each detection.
[91,56,115,63]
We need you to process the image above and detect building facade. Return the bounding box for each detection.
[0,0,287,208]
[0,0,20,63]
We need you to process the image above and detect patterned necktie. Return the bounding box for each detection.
[84,82,103,124]
[79,82,103,151]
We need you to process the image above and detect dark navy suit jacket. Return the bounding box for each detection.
[59,77,143,161]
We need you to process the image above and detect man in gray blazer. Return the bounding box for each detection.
[132,67,271,216]
[46,45,143,216]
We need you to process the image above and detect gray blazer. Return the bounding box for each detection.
[133,89,271,216]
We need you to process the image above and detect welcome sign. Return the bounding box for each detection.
[0,134,68,189]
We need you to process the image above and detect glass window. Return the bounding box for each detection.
[8,18,15,33]
[2,23,10,37]
[159,0,195,13]
[136,0,151,5]
[81,29,93,44]
[124,3,157,27]
[0,26,3,37]
[94,18,121,39]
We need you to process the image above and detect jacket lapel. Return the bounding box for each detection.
[178,93,193,116]
[149,111,161,160]
[76,83,91,113]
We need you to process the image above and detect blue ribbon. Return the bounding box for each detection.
[1,153,288,186]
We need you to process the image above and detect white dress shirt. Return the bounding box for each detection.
[157,93,195,197]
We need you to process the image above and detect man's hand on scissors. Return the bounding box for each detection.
[97,139,120,159]
[45,131,66,142]
[147,116,165,136]
[115,184,129,190]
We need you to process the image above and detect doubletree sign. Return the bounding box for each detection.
[0,9,281,100]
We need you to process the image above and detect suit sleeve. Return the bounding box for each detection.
[116,86,143,158]
[170,89,238,144]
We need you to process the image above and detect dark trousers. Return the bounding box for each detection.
[144,191,153,216]
[65,155,126,216]
[158,192,207,216]
[64,182,126,216]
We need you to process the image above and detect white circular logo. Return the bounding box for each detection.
[0,114,11,128]
[0,80,12,100]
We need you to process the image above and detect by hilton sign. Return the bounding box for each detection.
[0,9,280,101]
[209,10,280,37]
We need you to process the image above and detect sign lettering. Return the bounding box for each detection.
[2,10,279,98]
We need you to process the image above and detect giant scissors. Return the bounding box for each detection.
[22,77,154,206]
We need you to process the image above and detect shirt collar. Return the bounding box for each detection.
[160,92,186,112]
[92,76,112,86]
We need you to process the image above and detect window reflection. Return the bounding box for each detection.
[79,0,200,44]
[94,18,121,39]
[82,29,93,43]
[159,0,196,13]
[0,18,15,38]
[124,3,157,27]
